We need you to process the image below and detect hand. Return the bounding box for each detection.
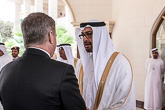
[86,107,89,110]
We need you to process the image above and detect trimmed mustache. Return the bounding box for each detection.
[84,40,92,46]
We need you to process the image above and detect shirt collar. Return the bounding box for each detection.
[28,47,50,57]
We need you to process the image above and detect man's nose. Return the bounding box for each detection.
[83,36,88,42]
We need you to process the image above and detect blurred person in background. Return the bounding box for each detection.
[0,43,12,71]
[144,48,165,110]
[11,46,20,60]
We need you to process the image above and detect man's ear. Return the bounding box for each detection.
[48,31,53,44]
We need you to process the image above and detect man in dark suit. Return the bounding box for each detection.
[0,12,86,110]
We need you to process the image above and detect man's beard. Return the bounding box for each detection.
[153,55,158,59]
[12,54,18,58]
[84,41,92,52]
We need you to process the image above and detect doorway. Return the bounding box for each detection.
[152,7,165,108]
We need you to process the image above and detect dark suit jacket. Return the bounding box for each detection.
[0,48,86,110]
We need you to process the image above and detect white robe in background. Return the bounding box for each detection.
[0,55,12,71]
[0,44,12,110]
[56,46,82,76]
[144,58,164,110]
[0,57,11,110]
[57,46,75,66]
[0,45,12,71]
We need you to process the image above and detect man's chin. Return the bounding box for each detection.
[85,48,92,53]
[153,56,158,59]
[84,45,92,52]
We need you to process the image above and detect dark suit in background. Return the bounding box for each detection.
[0,48,86,110]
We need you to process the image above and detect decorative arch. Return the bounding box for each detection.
[151,7,165,49]
[150,7,165,109]
[62,0,76,22]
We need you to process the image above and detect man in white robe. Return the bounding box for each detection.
[0,43,12,71]
[0,43,12,110]
[76,20,136,110]
[144,48,164,110]
[57,44,83,80]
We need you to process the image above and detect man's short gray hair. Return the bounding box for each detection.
[21,12,55,48]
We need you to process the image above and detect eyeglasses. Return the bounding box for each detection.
[79,31,93,39]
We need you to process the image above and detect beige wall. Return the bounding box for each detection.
[68,0,112,21]
[111,0,165,101]
[69,0,165,101]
